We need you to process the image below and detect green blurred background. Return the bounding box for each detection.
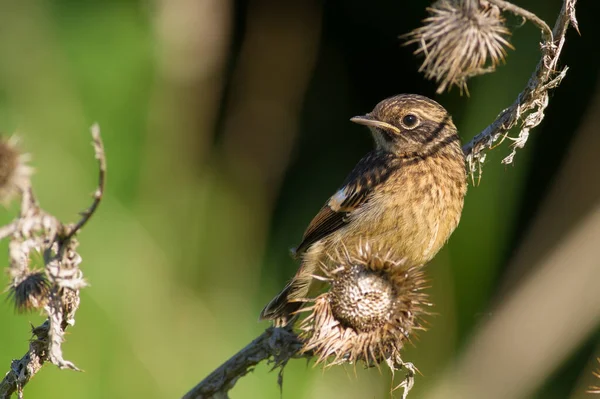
[0,0,599,398]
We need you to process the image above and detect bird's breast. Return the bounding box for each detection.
[339,154,466,266]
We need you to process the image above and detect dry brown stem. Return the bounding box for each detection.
[181,327,303,399]
[0,125,106,399]
[462,0,578,178]
[182,325,417,399]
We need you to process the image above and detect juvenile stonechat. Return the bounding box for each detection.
[260,94,467,326]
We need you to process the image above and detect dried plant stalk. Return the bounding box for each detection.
[406,0,578,178]
[460,0,578,177]
[0,125,106,398]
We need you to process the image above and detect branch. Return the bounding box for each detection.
[0,323,50,399]
[487,0,553,41]
[462,0,577,178]
[0,126,107,398]
[182,327,303,399]
[0,221,17,241]
[62,123,106,241]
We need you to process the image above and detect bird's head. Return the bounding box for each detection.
[351,94,461,158]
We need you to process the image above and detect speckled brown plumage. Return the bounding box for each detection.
[260,94,467,326]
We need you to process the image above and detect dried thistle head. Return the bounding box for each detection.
[405,0,512,94]
[8,270,50,313]
[298,243,430,368]
[0,135,33,205]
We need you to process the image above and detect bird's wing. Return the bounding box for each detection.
[293,151,398,257]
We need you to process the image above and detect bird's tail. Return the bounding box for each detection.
[259,282,304,327]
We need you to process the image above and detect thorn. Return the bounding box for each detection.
[567,0,580,35]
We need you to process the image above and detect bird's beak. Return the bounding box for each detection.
[350,115,400,134]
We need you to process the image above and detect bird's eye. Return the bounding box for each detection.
[402,114,419,128]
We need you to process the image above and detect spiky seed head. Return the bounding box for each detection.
[8,270,50,313]
[330,265,395,331]
[0,135,33,205]
[405,0,512,94]
[298,243,430,368]
[589,358,600,394]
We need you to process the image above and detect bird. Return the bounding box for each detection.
[260,93,467,326]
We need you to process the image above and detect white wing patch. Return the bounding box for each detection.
[329,188,348,211]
